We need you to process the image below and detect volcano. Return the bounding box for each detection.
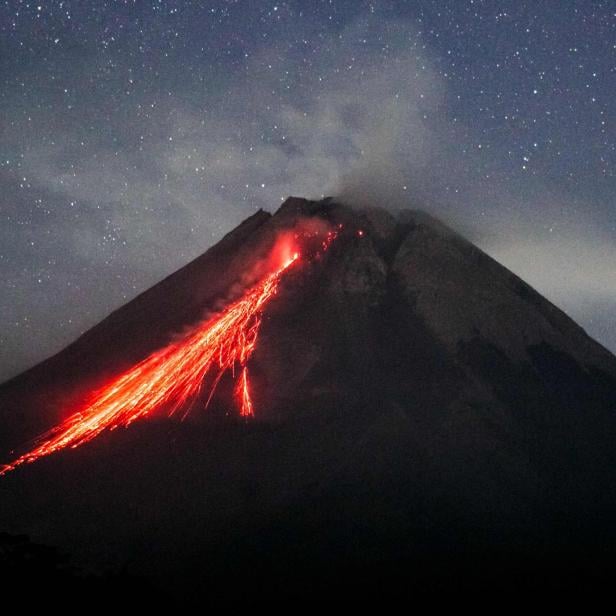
[2,196,616,604]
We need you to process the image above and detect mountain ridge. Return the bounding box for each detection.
[1,195,616,602]
[2,195,615,442]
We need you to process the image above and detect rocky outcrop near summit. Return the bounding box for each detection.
[249,200,616,427]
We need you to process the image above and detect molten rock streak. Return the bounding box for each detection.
[1,252,299,475]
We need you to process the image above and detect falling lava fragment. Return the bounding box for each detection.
[1,250,300,475]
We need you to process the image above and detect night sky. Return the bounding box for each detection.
[1,1,614,381]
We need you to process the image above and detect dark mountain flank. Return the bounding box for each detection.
[2,197,616,604]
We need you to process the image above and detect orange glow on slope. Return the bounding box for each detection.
[1,251,299,475]
[235,366,253,418]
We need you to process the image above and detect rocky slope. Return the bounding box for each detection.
[1,196,616,603]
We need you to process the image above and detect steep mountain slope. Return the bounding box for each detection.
[1,196,616,603]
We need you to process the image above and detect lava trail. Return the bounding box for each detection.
[1,251,299,475]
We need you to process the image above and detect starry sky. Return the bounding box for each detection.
[1,0,614,381]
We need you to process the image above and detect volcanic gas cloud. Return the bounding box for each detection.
[1,224,341,475]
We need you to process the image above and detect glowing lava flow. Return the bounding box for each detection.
[1,251,299,475]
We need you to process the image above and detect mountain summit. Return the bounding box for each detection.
[2,196,616,602]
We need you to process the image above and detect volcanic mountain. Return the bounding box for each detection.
[2,196,616,604]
